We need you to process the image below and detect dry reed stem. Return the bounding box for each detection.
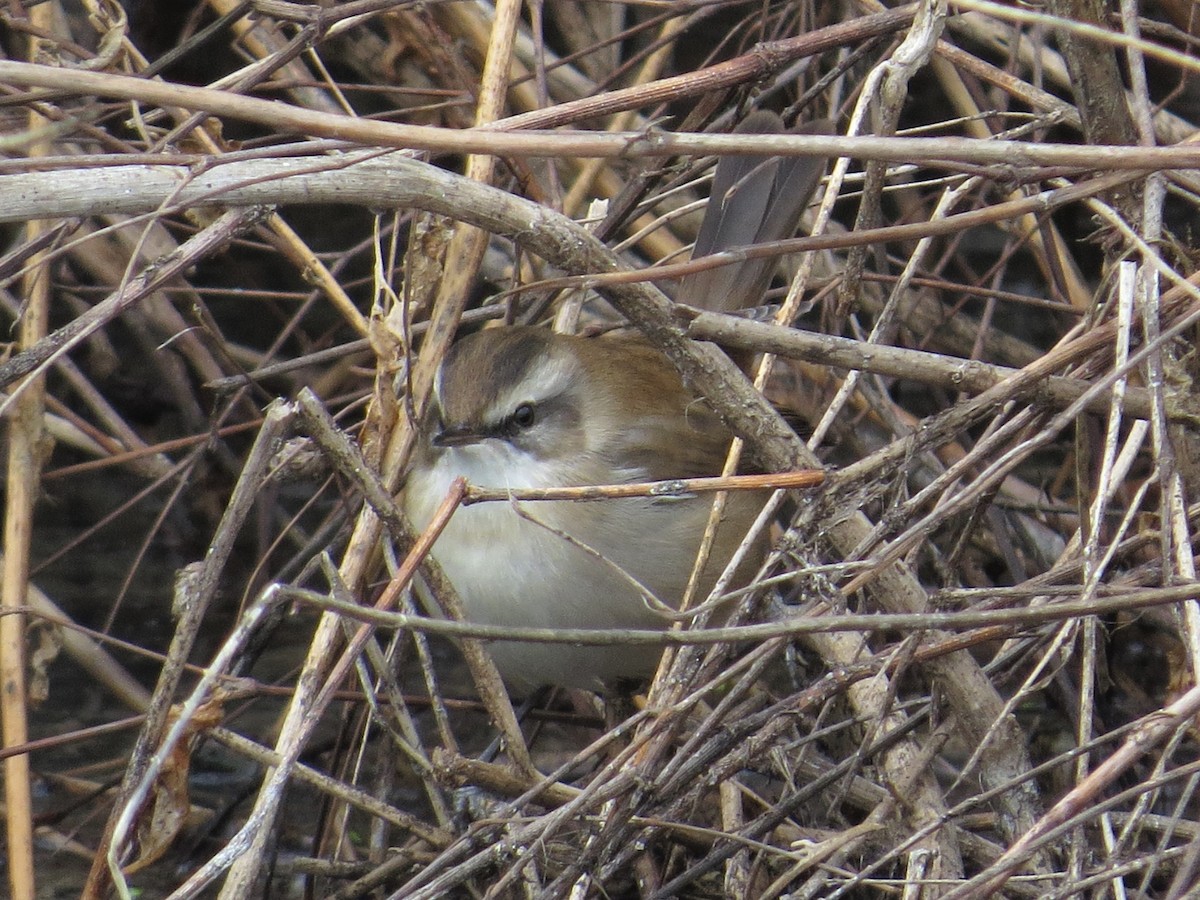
[0,9,54,895]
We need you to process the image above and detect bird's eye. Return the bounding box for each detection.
[512,402,536,429]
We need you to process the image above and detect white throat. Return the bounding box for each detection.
[403,438,675,690]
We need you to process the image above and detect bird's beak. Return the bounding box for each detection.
[431,425,480,448]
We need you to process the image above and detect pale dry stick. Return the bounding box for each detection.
[90,400,295,900]
[292,581,1200,648]
[608,189,706,257]
[107,586,285,900]
[1125,42,1200,677]
[1074,260,1136,884]
[0,159,1155,298]
[933,40,1079,127]
[760,824,893,900]
[0,384,109,458]
[685,311,1158,419]
[1095,805,1129,899]
[1,16,54,894]
[1110,810,1200,846]
[1058,420,1151,567]
[720,740,751,897]
[435,1,541,117]
[1071,176,1200,679]
[952,0,1200,76]
[9,61,1200,169]
[430,751,580,814]
[1152,322,1200,669]
[944,683,1200,900]
[300,40,358,118]
[270,215,370,338]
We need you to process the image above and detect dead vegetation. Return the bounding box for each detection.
[2,0,1200,897]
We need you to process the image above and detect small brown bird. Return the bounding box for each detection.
[404,112,828,691]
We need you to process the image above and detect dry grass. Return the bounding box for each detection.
[2,0,1200,897]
